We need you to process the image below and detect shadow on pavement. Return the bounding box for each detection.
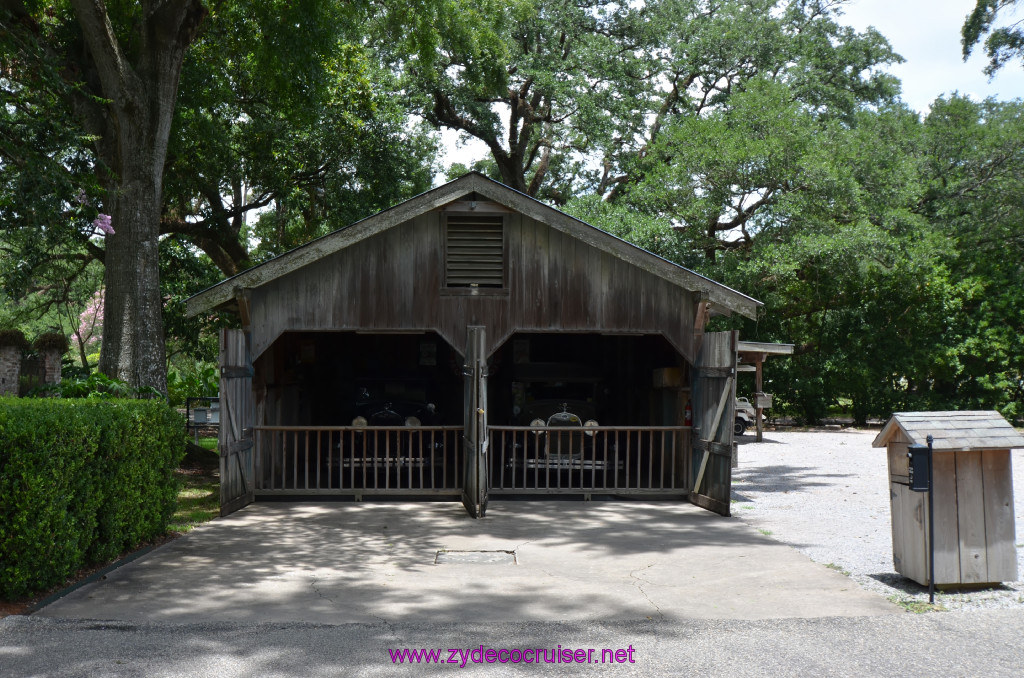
[731,464,854,494]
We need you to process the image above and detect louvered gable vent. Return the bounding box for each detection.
[445,214,504,287]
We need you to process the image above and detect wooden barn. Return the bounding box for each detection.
[186,173,762,517]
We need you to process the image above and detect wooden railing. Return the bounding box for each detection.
[488,426,691,495]
[253,426,463,495]
[252,425,690,497]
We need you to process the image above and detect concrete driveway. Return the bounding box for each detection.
[36,500,897,623]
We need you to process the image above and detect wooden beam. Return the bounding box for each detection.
[434,199,515,213]
[693,448,711,494]
[234,287,252,330]
[704,376,732,444]
[692,295,711,359]
[695,375,732,492]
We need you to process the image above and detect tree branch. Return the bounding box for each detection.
[68,0,137,104]
[429,89,508,162]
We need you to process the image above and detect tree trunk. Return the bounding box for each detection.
[99,143,168,394]
[70,0,207,394]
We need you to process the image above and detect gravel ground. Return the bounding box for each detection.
[731,429,1024,612]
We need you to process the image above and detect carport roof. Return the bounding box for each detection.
[872,411,1024,451]
[186,173,762,319]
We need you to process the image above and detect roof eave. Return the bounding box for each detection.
[186,172,763,319]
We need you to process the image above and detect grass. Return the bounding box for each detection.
[195,436,218,451]
[887,596,946,613]
[167,444,220,533]
[825,562,851,576]
[757,528,773,536]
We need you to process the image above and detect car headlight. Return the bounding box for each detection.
[352,416,367,427]
[405,416,421,427]
[584,419,599,436]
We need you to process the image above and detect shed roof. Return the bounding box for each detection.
[737,341,795,355]
[872,411,1024,451]
[185,173,761,319]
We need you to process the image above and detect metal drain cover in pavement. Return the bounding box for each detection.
[434,550,517,565]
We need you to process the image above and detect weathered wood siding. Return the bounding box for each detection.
[886,430,1018,586]
[249,211,696,360]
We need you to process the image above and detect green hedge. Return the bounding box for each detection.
[0,398,185,598]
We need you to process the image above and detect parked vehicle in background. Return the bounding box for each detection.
[735,397,763,435]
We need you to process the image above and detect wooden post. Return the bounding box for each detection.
[754,354,764,443]
[462,326,488,518]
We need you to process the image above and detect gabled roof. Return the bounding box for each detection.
[872,411,1024,451]
[186,173,762,319]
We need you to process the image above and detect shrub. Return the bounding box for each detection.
[0,398,185,598]
[33,372,142,399]
[0,329,28,350]
[33,333,71,353]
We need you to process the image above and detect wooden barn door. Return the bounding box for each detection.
[462,326,489,517]
[219,328,255,516]
[690,330,738,516]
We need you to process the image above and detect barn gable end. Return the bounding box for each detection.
[245,206,712,362]
[187,173,761,340]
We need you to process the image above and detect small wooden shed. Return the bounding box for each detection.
[187,173,763,517]
[873,411,1023,586]
[736,340,794,441]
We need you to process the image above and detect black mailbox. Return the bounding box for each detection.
[907,444,931,492]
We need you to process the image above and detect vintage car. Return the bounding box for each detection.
[526,401,598,456]
[350,400,439,428]
[340,391,444,473]
[511,401,619,473]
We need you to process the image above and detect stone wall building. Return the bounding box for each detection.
[0,345,21,396]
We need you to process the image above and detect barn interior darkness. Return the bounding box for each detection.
[257,331,685,427]
[488,333,684,426]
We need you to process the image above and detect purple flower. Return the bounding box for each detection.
[93,213,114,235]
[75,189,88,205]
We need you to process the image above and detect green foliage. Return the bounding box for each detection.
[34,372,140,399]
[159,237,231,365]
[918,97,1024,420]
[395,0,901,206]
[0,398,185,598]
[562,195,690,264]
[0,4,105,302]
[165,0,438,274]
[962,0,1024,75]
[385,0,653,198]
[166,361,219,408]
[705,95,1024,424]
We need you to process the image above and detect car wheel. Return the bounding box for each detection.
[734,419,747,435]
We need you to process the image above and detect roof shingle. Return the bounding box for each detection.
[872,411,1024,450]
